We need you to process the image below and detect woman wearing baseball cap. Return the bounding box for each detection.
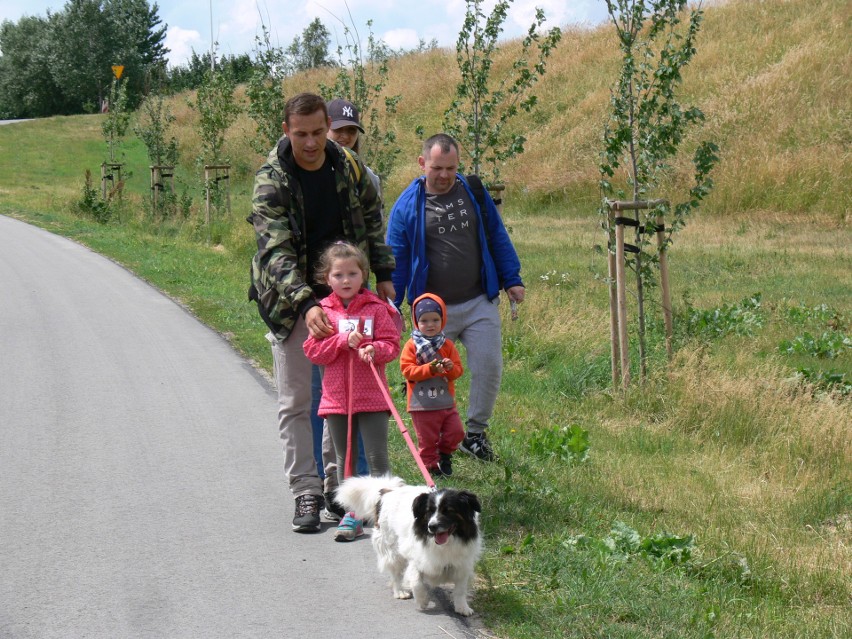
[326,98,382,197]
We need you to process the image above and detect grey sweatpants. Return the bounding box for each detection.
[269,320,323,498]
[443,294,503,435]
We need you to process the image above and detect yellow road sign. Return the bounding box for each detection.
[112,65,124,79]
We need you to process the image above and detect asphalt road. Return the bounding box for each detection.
[0,215,482,638]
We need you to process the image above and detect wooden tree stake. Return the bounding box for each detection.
[607,210,621,388]
[204,164,231,228]
[656,214,673,360]
[150,165,174,213]
[614,219,630,388]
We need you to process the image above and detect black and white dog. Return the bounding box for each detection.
[335,475,482,616]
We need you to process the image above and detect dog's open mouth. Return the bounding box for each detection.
[434,525,455,545]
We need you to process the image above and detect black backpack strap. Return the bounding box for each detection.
[465,174,487,218]
[466,174,492,249]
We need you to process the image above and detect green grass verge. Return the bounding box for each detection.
[1,101,850,639]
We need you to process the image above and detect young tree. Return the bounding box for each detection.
[442,0,561,185]
[319,19,401,181]
[246,22,289,154]
[188,63,240,227]
[599,0,719,385]
[135,87,179,217]
[102,76,131,163]
[189,67,241,166]
[287,18,335,72]
[135,88,178,167]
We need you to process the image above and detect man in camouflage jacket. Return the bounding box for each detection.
[247,92,395,532]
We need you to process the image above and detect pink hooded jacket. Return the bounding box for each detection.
[303,288,402,416]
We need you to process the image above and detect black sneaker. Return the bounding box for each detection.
[459,432,497,462]
[438,452,453,477]
[292,494,322,532]
[322,491,346,521]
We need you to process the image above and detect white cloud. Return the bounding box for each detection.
[381,28,421,50]
[511,0,607,31]
[150,0,611,68]
[222,0,263,38]
[164,26,203,68]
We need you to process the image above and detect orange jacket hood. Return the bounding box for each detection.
[410,292,448,331]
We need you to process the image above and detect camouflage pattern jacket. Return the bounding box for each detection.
[247,137,395,342]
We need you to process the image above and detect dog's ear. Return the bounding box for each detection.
[458,491,481,513]
[412,492,431,520]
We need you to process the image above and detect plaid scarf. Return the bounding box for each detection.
[411,329,446,365]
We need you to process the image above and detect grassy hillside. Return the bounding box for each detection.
[178,0,847,217]
[0,0,849,637]
[2,0,848,220]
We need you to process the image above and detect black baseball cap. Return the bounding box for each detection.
[327,98,364,133]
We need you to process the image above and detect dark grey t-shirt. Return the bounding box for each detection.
[424,179,482,304]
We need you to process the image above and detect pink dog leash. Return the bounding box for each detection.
[344,349,356,480]
[367,359,436,489]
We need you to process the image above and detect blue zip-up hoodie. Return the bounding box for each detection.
[386,175,523,308]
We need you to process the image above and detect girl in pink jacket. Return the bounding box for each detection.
[303,242,402,540]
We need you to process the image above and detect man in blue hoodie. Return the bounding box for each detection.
[386,133,525,462]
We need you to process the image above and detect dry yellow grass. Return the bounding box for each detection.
[157,0,849,220]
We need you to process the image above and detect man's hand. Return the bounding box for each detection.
[506,286,525,304]
[506,286,525,321]
[375,280,395,303]
[305,306,333,339]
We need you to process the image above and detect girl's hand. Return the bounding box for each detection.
[347,330,364,349]
[358,344,375,363]
[441,358,453,372]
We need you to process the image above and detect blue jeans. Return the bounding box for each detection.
[311,365,368,482]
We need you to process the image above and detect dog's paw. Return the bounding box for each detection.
[454,602,474,617]
[393,589,413,600]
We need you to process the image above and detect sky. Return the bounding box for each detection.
[0,0,610,68]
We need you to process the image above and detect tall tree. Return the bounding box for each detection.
[0,15,68,117]
[167,51,255,93]
[104,0,168,106]
[0,0,168,116]
[49,0,117,113]
[50,0,113,112]
[286,18,335,72]
[442,0,561,185]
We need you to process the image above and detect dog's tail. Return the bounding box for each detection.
[335,475,405,524]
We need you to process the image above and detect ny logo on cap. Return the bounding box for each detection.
[342,106,354,118]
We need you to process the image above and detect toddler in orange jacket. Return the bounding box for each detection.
[400,293,465,477]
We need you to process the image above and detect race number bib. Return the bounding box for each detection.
[337,316,374,336]
[338,318,358,334]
